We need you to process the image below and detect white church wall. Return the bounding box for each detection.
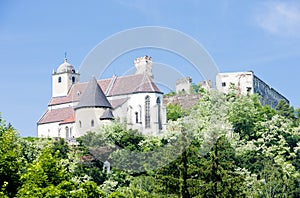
[127,92,165,135]
[112,101,128,123]
[38,122,60,138]
[59,123,76,139]
[75,107,106,136]
[49,102,75,110]
[52,73,72,97]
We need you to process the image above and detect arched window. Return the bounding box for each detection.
[138,105,142,124]
[72,76,75,84]
[127,106,133,124]
[79,121,82,128]
[65,126,69,139]
[135,112,138,123]
[145,95,150,128]
[157,97,162,130]
[70,127,72,138]
[58,76,62,83]
[91,120,94,127]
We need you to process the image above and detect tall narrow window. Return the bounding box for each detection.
[157,97,162,130]
[70,127,72,138]
[145,95,150,128]
[135,112,138,123]
[138,105,142,124]
[91,120,94,127]
[72,76,75,84]
[65,126,69,139]
[79,121,82,128]
[127,106,133,124]
[58,77,62,83]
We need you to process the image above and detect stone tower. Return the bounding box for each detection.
[176,77,192,94]
[74,77,113,136]
[134,55,153,78]
[52,58,80,97]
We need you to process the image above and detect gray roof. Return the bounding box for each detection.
[100,108,114,120]
[75,77,112,110]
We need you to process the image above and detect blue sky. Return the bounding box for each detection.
[0,0,299,137]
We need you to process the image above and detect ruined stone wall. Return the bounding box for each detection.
[163,94,202,110]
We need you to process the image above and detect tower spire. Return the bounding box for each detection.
[64,52,67,62]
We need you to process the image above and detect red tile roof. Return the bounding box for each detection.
[107,74,162,96]
[49,74,162,106]
[49,78,111,106]
[38,107,74,124]
[132,74,161,93]
[59,114,75,125]
[109,98,129,109]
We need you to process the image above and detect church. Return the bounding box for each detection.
[37,56,166,139]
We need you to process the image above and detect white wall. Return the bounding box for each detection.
[75,107,106,136]
[126,92,166,135]
[216,71,254,95]
[38,122,77,138]
[38,122,60,138]
[52,72,79,97]
[59,123,76,138]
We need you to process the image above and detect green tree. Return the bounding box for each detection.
[17,147,69,197]
[199,136,246,197]
[276,100,295,121]
[166,103,186,121]
[0,113,22,197]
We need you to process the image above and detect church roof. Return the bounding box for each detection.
[57,58,75,73]
[132,74,160,93]
[38,97,128,125]
[75,77,112,110]
[100,109,114,120]
[38,107,74,124]
[49,74,162,106]
[109,98,129,109]
[107,74,162,96]
[59,114,75,125]
[49,78,111,106]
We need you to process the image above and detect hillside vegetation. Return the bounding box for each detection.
[0,90,299,197]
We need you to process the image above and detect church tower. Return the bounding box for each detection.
[134,55,153,78]
[74,76,113,136]
[52,58,80,97]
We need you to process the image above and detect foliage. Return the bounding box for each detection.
[166,103,186,121]
[276,100,296,121]
[0,115,22,197]
[1,90,300,197]
[164,91,176,97]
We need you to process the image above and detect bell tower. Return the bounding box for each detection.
[52,58,80,97]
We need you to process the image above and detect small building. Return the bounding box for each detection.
[37,56,166,139]
[216,71,289,108]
